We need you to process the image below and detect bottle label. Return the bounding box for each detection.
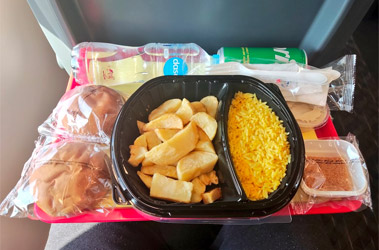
[222,47,307,65]
[163,57,188,75]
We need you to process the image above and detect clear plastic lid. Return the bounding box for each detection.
[287,102,329,130]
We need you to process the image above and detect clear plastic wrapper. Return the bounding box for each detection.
[0,140,114,218]
[206,61,341,106]
[290,134,372,214]
[0,85,126,219]
[323,54,356,112]
[213,50,356,111]
[71,42,214,95]
[39,85,125,144]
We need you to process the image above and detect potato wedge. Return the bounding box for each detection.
[137,171,152,188]
[175,98,195,124]
[195,140,216,154]
[145,122,199,165]
[150,173,193,203]
[202,187,222,204]
[144,131,162,150]
[134,134,147,148]
[137,121,146,134]
[200,96,218,118]
[128,145,147,167]
[144,114,183,131]
[142,158,154,167]
[141,165,178,179]
[198,128,211,142]
[177,151,218,181]
[199,170,219,185]
[190,112,217,141]
[154,128,180,142]
[148,99,182,121]
[191,177,206,203]
[191,101,207,113]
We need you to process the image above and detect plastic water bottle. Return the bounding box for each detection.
[71,42,216,95]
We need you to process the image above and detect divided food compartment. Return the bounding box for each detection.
[111,75,305,218]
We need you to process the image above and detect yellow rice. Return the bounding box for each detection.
[227,92,290,200]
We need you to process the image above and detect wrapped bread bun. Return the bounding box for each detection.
[56,85,124,137]
[29,142,111,217]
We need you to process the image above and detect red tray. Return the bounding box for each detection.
[34,77,362,223]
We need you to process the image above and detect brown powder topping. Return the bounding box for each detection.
[304,156,353,191]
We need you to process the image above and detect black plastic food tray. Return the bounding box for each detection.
[111,75,305,218]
